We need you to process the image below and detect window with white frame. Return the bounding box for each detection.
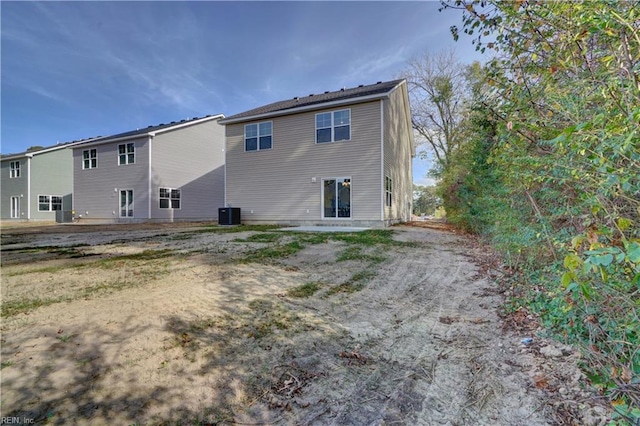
[316,109,350,143]
[83,149,97,169]
[159,188,181,209]
[245,122,272,151]
[385,176,393,207]
[38,195,63,211]
[118,143,135,165]
[9,161,20,178]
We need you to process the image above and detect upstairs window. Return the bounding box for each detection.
[159,188,181,209]
[245,122,272,151]
[316,109,350,143]
[38,195,62,211]
[83,149,97,169]
[9,161,20,178]
[118,143,135,165]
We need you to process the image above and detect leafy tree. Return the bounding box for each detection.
[412,185,441,216]
[401,49,470,173]
[441,0,640,419]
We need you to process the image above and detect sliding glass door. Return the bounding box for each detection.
[120,190,134,218]
[323,178,351,219]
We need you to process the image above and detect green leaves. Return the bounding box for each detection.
[437,0,640,413]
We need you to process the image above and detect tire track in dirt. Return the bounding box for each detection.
[296,227,548,425]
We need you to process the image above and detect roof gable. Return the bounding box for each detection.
[220,79,405,124]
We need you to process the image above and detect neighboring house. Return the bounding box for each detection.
[219,79,414,227]
[1,141,93,221]
[72,114,225,223]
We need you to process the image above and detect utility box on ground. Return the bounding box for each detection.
[218,208,241,225]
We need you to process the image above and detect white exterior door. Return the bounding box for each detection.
[119,190,134,218]
[10,196,20,218]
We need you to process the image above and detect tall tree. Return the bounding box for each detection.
[401,49,469,173]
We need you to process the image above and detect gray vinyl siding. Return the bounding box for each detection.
[1,157,28,220]
[150,119,225,220]
[30,149,74,220]
[383,83,414,223]
[73,137,150,221]
[226,101,382,223]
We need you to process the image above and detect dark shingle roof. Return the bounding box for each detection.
[221,79,405,123]
[3,114,223,157]
[67,114,224,149]
[95,114,221,141]
[0,137,100,159]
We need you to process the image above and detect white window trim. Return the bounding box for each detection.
[118,143,135,165]
[321,177,352,220]
[38,194,62,212]
[9,161,20,178]
[315,108,351,144]
[82,149,97,169]
[159,187,181,210]
[385,176,393,208]
[244,121,273,152]
[119,189,134,218]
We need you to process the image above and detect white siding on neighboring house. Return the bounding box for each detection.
[0,157,28,220]
[73,137,151,221]
[150,119,225,220]
[30,149,74,221]
[1,146,78,221]
[225,101,382,224]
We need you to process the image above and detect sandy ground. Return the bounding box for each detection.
[0,223,602,425]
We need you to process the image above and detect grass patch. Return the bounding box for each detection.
[1,361,13,369]
[3,262,169,317]
[289,232,331,245]
[336,246,386,263]
[3,263,85,277]
[234,233,282,243]
[56,334,73,343]
[246,299,301,338]
[287,282,323,298]
[240,241,304,263]
[1,296,62,318]
[167,299,311,345]
[108,249,175,262]
[3,249,175,276]
[331,230,397,246]
[169,233,195,241]
[190,224,284,234]
[0,244,89,253]
[327,270,377,295]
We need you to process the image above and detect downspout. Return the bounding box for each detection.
[148,135,153,220]
[380,99,384,223]
[223,132,227,208]
[26,155,32,220]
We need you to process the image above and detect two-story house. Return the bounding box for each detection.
[219,79,414,227]
[72,114,225,222]
[1,141,94,221]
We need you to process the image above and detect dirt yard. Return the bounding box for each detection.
[0,222,603,425]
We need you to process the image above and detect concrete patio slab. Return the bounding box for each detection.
[277,226,370,233]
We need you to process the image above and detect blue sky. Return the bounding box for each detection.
[1,1,484,185]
